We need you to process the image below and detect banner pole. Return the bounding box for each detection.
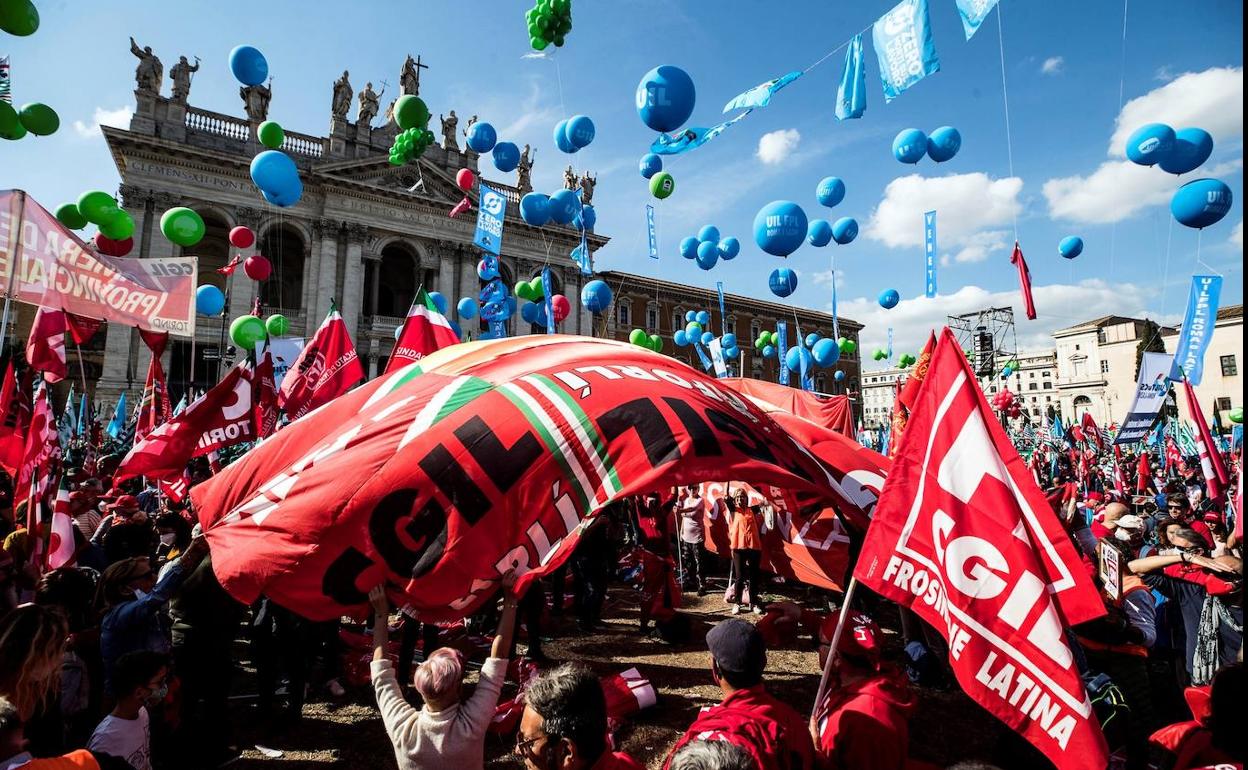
[0,191,28,357]
[809,575,859,722]
[74,340,89,394]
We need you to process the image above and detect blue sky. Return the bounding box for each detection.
[3,0,1242,356]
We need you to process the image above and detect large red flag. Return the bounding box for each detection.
[853,328,1108,769]
[63,312,103,346]
[135,354,172,442]
[279,306,364,420]
[1010,242,1037,321]
[1184,378,1230,504]
[46,475,78,570]
[25,307,68,383]
[1136,450,1152,493]
[117,361,256,481]
[0,364,32,476]
[1080,411,1104,451]
[19,382,59,495]
[385,289,459,374]
[253,345,281,439]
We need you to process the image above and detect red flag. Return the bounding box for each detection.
[0,364,32,476]
[1010,242,1037,321]
[385,289,459,374]
[46,476,78,570]
[887,379,907,459]
[853,329,1107,769]
[25,307,68,383]
[217,255,243,276]
[135,354,173,442]
[1111,445,1128,496]
[253,344,281,439]
[1184,379,1230,504]
[898,332,937,412]
[279,306,364,420]
[1136,451,1151,494]
[1080,412,1104,451]
[19,382,59,495]
[139,329,169,357]
[159,476,190,503]
[63,312,103,346]
[118,361,256,482]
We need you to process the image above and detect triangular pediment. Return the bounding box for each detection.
[313,156,465,206]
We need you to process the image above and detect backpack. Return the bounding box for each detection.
[664,703,795,770]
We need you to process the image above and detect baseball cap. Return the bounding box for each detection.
[818,609,881,667]
[108,494,140,512]
[706,619,766,676]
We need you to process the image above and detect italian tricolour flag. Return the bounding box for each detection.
[385,288,460,374]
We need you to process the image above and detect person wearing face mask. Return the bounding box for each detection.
[88,651,169,770]
[151,514,191,574]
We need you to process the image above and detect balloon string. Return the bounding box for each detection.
[1159,214,1174,319]
[1109,0,1130,281]
[995,6,1018,242]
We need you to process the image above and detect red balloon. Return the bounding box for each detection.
[455,168,475,192]
[94,232,133,257]
[551,294,571,323]
[244,254,272,281]
[229,226,255,249]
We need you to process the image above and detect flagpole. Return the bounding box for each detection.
[216,273,233,382]
[0,191,28,357]
[73,339,89,394]
[809,576,859,723]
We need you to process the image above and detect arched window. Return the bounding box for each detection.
[375,245,432,317]
[195,212,230,292]
[258,224,305,312]
[1073,395,1093,418]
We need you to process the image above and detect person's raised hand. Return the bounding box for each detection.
[368,584,390,616]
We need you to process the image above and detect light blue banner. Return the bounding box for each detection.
[887,327,894,361]
[1168,274,1223,385]
[106,392,127,439]
[650,110,754,155]
[472,183,506,255]
[776,321,789,386]
[830,255,840,341]
[836,34,867,120]
[955,0,1000,40]
[716,281,726,331]
[542,266,556,335]
[872,0,941,103]
[646,205,658,260]
[722,71,804,112]
[692,340,713,371]
[924,210,937,297]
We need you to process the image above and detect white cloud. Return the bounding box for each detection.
[810,269,845,288]
[1108,67,1243,156]
[1044,156,1244,225]
[1232,220,1243,249]
[846,279,1165,358]
[756,129,801,165]
[72,106,132,138]
[1041,57,1064,75]
[864,173,1022,263]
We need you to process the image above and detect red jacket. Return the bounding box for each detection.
[666,685,816,770]
[816,670,916,770]
[591,750,644,770]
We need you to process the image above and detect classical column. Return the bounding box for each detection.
[311,219,340,325]
[340,223,369,342]
[365,254,381,317]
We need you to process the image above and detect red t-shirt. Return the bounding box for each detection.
[723,686,816,770]
[592,750,644,770]
[816,671,916,770]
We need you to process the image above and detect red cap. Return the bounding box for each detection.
[818,609,880,667]
[109,494,140,512]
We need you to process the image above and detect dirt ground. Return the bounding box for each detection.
[223,580,1039,770]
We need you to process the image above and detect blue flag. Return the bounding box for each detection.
[650,110,754,155]
[722,71,804,112]
[887,327,894,362]
[646,205,658,260]
[955,0,1000,40]
[542,266,556,335]
[715,282,726,331]
[78,393,90,436]
[776,321,789,386]
[924,210,937,297]
[836,34,867,120]
[107,392,128,439]
[873,0,941,103]
[1168,275,1222,385]
[472,183,506,255]
[692,340,713,371]
[830,255,840,341]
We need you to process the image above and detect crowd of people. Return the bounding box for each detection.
[0,425,1242,770]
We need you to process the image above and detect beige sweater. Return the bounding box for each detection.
[371,657,508,770]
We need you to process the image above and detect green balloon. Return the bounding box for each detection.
[100,209,135,240]
[0,101,19,136]
[394,95,431,131]
[650,172,675,200]
[265,314,290,336]
[160,206,205,247]
[648,334,663,353]
[530,277,544,299]
[628,328,647,347]
[551,0,570,14]
[257,120,285,149]
[0,114,25,140]
[1230,408,1243,424]
[55,203,88,230]
[229,315,267,351]
[0,0,39,36]
[515,281,534,301]
[77,191,118,225]
[18,103,58,136]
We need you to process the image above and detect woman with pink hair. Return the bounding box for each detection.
[368,570,518,770]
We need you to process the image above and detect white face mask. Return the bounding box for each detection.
[159,533,178,547]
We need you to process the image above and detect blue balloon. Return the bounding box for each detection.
[480,300,508,322]
[456,297,478,319]
[816,176,846,208]
[695,310,710,326]
[804,333,819,348]
[449,320,462,339]
[686,321,702,337]
[679,236,700,259]
[505,296,517,316]
[492,141,520,172]
[580,279,613,313]
[477,260,499,281]
[1170,178,1233,229]
[577,205,597,231]
[724,346,739,359]
[695,240,719,270]
[428,291,449,315]
[685,310,696,323]
[834,370,846,382]
[466,121,497,153]
[762,344,776,359]
[1125,123,1175,167]
[1159,128,1213,175]
[753,200,808,257]
[785,346,812,373]
[1001,366,1014,378]
[521,302,540,324]
[769,267,797,298]
[892,128,927,164]
[722,333,738,349]
[700,331,715,346]
[229,45,269,87]
[249,150,298,194]
[519,192,552,226]
[926,126,962,163]
[548,189,581,224]
[812,338,840,367]
[553,119,578,153]
[697,225,720,243]
[672,330,689,347]
[394,325,404,341]
[831,217,858,245]
[639,153,663,179]
[717,237,740,260]
[807,219,833,247]
[195,285,226,316]
[565,115,595,148]
[636,65,696,133]
[261,178,302,208]
[1058,236,1084,259]
[878,288,900,309]
[480,278,506,304]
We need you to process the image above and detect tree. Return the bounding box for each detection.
[1135,319,1167,379]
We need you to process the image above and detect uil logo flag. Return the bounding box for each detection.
[872,0,941,102]
[955,0,1001,39]
[473,183,506,255]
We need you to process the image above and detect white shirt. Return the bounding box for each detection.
[88,707,151,770]
[678,496,706,544]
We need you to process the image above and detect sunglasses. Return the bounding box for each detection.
[514,733,543,756]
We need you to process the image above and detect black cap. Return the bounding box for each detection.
[706,619,766,675]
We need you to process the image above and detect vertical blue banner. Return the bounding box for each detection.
[542,266,556,335]
[646,205,658,260]
[924,210,937,298]
[692,340,713,371]
[830,255,840,341]
[716,281,726,332]
[836,33,867,120]
[887,327,894,361]
[776,321,789,386]
[473,183,506,255]
[1168,274,1223,385]
[872,0,941,103]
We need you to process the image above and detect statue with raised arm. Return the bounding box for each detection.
[579,171,596,204]
[400,54,423,95]
[516,144,535,195]
[562,164,578,191]
[461,114,479,149]
[129,37,163,93]
[439,110,459,152]
[240,80,272,122]
[169,55,200,104]
[331,70,352,119]
[357,81,383,125]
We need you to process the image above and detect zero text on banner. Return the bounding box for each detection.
[472,183,506,255]
[1168,275,1222,385]
[924,210,937,298]
[872,0,941,103]
[1114,352,1173,445]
